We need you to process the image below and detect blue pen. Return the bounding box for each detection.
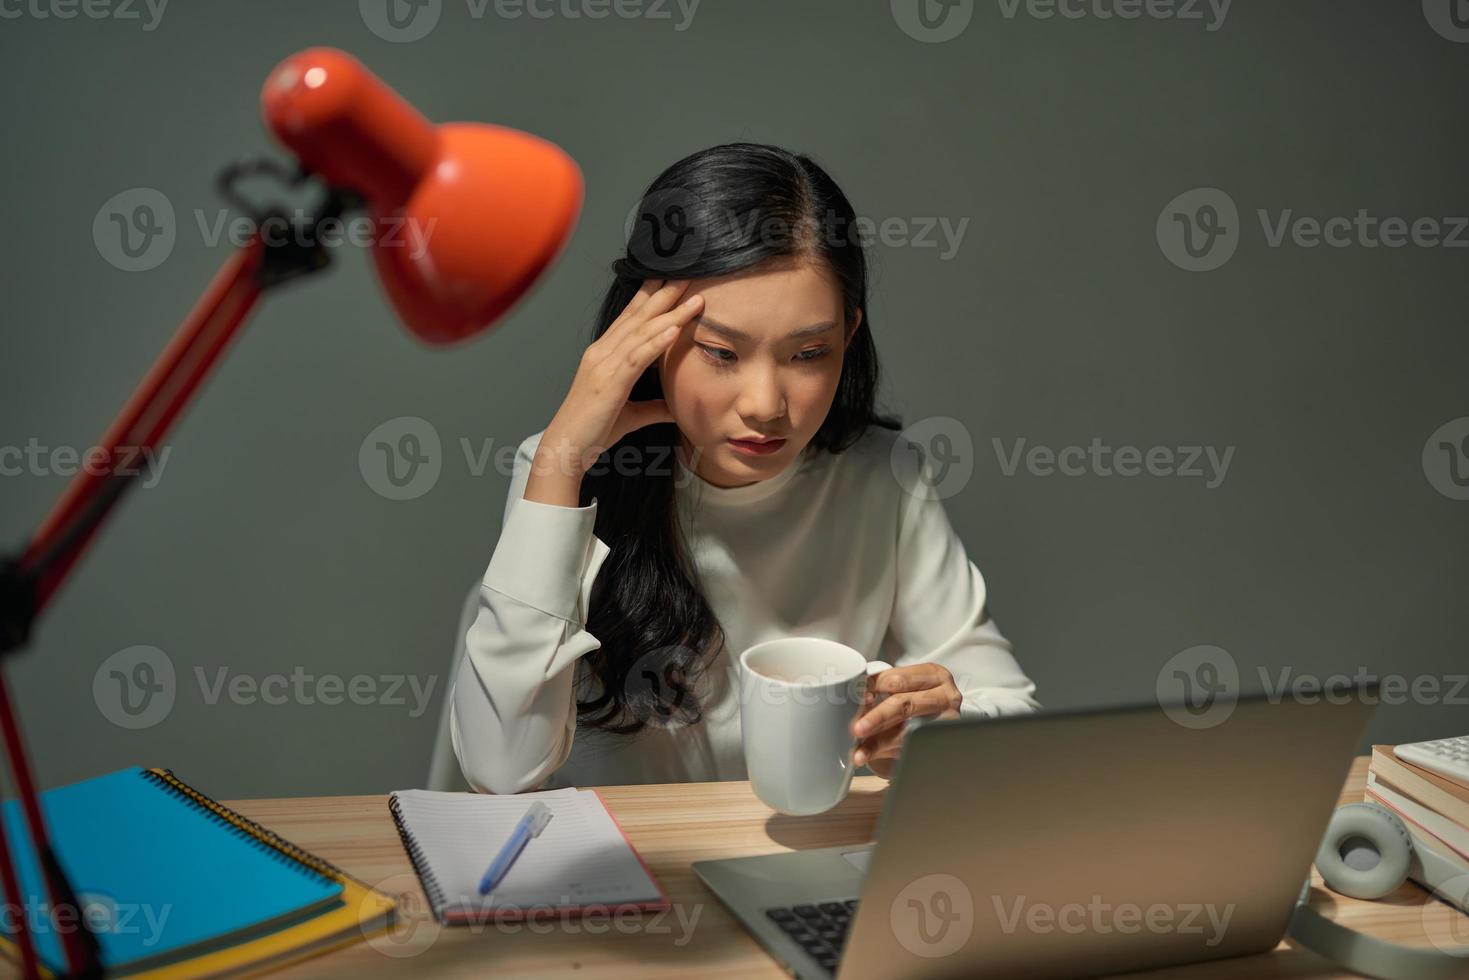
[478,801,554,895]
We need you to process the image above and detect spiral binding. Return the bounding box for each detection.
[141,768,348,886]
[387,794,449,922]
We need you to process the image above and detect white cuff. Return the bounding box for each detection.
[483,496,609,625]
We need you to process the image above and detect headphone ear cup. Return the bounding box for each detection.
[1315,802,1414,900]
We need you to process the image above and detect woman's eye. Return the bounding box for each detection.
[697,344,736,365]
[795,347,831,362]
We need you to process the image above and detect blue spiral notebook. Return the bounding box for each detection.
[0,766,344,976]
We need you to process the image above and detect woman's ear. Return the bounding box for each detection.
[845,308,863,348]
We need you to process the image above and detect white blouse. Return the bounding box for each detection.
[449,425,1039,794]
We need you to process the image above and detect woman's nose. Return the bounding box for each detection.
[737,366,787,423]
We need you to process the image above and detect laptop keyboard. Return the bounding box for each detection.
[764,899,859,976]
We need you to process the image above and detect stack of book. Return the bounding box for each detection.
[1,766,397,977]
[1365,744,1469,905]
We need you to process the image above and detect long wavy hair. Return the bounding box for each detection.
[575,142,901,736]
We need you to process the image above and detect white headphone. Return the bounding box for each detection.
[1289,802,1469,979]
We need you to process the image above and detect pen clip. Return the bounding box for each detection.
[523,800,553,837]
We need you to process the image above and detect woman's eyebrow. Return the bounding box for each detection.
[694,315,838,342]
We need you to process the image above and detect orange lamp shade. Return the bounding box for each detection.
[260,47,583,344]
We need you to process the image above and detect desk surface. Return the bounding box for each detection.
[214,757,1460,978]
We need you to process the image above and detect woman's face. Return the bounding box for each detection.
[658,257,861,489]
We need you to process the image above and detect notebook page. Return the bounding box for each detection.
[391,788,662,913]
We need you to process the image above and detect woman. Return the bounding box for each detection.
[450,142,1038,795]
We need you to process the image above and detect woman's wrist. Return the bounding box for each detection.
[524,431,590,508]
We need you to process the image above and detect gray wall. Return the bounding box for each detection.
[2,0,1465,798]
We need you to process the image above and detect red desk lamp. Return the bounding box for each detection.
[0,47,582,977]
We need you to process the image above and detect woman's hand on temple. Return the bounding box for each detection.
[851,663,964,775]
[526,279,703,506]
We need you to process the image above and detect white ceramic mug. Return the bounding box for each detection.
[738,637,893,815]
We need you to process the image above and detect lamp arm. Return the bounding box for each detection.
[0,170,357,979]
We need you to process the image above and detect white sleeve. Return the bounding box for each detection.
[885,440,1040,719]
[449,436,612,794]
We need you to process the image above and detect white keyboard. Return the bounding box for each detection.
[1394,736,1469,788]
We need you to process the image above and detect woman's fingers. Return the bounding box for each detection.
[854,728,904,766]
[610,292,702,374]
[606,279,687,341]
[852,689,951,740]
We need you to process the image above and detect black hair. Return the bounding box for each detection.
[575,142,901,735]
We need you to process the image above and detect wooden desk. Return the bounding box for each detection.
[218,757,1464,978]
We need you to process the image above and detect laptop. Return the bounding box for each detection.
[692,688,1377,979]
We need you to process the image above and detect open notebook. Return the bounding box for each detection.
[388,786,668,924]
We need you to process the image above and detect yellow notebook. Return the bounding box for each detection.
[0,767,397,978]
